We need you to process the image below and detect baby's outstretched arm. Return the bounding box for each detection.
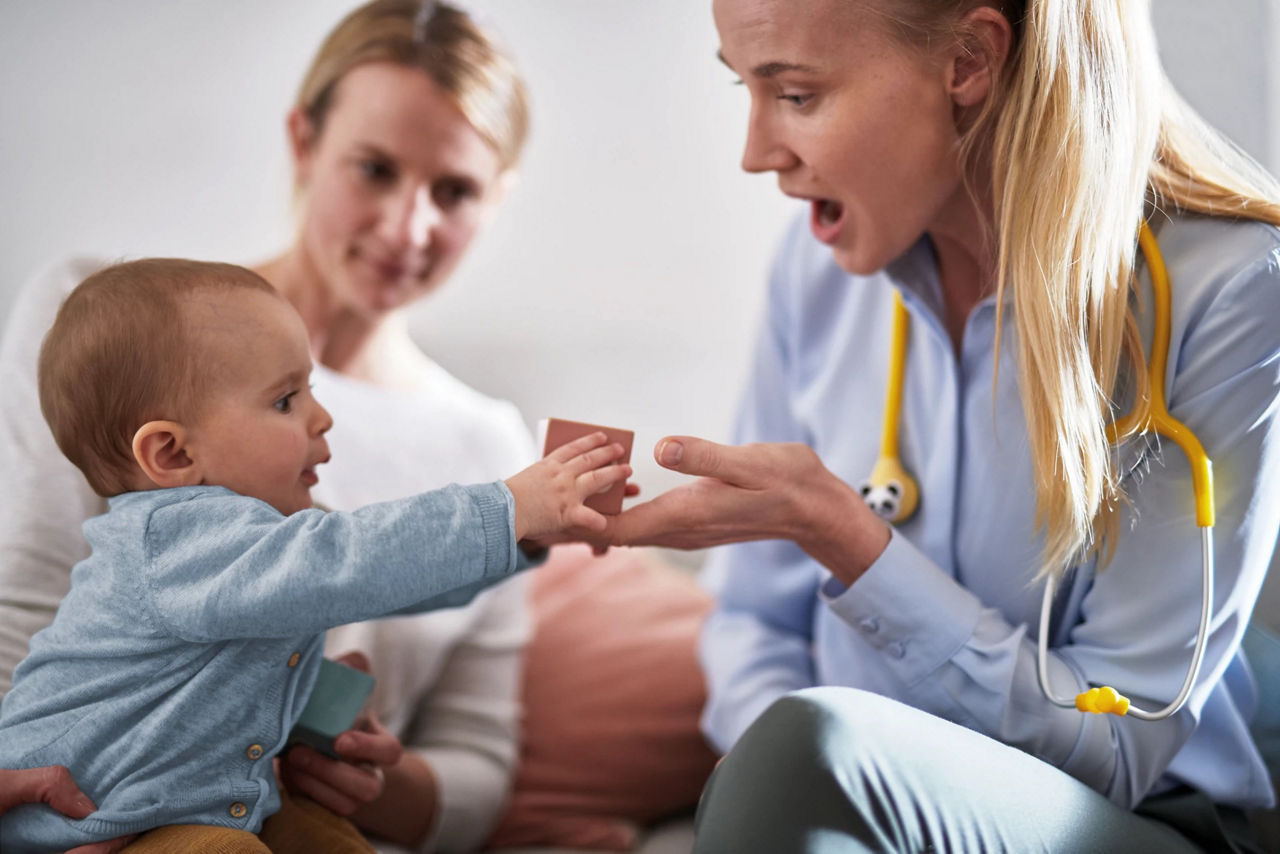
[504,432,631,542]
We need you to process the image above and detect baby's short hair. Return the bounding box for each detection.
[38,258,279,497]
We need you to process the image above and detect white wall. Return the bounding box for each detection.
[2,2,1276,538]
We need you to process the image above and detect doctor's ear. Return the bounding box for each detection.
[946,5,1014,109]
[132,421,199,489]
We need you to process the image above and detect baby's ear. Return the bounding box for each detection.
[132,421,199,488]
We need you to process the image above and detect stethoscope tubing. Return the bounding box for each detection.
[1036,526,1214,721]
[869,221,1217,721]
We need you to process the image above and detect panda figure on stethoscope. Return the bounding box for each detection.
[858,456,918,524]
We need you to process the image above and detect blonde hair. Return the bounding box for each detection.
[296,0,530,170]
[38,259,278,497]
[883,0,1280,579]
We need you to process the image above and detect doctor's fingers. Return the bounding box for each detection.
[605,478,786,550]
[654,437,824,490]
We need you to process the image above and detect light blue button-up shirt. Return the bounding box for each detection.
[0,482,532,853]
[700,211,1280,809]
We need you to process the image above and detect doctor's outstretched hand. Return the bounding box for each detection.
[607,436,891,587]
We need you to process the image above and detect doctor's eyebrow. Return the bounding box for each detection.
[716,50,820,78]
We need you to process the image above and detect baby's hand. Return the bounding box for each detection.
[505,432,632,541]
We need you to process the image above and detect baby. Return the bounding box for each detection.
[0,259,629,853]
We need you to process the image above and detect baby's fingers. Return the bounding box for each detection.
[562,443,625,479]
[547,431,611,463]
[577,463,631,499]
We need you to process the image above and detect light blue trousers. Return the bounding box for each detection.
[692,688,1258,853]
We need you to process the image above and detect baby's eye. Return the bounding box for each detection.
[274,392,298,414]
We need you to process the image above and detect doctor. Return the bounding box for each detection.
[610,0,1280,850]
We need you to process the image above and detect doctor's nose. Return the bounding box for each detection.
[741,109,797,174]
[382,184,439,251]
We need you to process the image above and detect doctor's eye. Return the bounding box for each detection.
[777,92,813,108]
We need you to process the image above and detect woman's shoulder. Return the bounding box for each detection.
[13,255,109,304]
[1155,213,1280,304]
[4,256,108,334]
[315,361,534,468]
[1153,213,1280,393]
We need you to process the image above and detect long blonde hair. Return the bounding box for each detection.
[887,0,1280,579]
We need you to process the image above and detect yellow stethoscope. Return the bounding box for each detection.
[859,221,1215,721]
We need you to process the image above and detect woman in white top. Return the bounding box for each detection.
[0,2,534,851]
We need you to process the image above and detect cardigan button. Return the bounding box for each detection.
[287,652,301,668]
[887,642,907,660]
[859,618,879,635]
[246,744,264,760]
[229,802,247,819]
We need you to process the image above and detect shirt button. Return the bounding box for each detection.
[229,802,247,819]
[246,744,264,760]
[859,618,879,635]
[887,642,906,659]
[287,652,301,668]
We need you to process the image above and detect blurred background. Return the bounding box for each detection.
[2,1,1277,579]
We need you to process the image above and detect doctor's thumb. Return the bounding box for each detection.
[656,438,685,467]
[655,436,729,478]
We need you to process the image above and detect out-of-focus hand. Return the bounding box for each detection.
[280,651,403,817]
[505,432,632,541]
[0,766,138,853]
[606,436,890,585]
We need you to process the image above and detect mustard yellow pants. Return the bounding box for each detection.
[120,786,373,854]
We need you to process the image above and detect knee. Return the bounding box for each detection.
[750,688,899,753]
[694,689,898,853]
[722,688,898,788]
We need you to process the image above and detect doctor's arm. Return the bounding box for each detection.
[611,246,1280,807]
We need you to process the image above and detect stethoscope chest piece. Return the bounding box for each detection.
[858,457,919,524]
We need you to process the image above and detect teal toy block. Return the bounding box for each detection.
[287,658,376,759]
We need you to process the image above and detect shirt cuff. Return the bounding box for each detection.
[472,482,518,578]
[410,745,511,854]
[820,528,983,686]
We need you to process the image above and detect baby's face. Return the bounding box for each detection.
[183,290,332,515]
